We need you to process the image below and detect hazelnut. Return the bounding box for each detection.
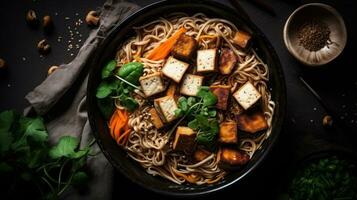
[48,65,59,75]
[43,15,54,33]
[37,39,51,55]
[26,10,39,28]
[85,11,99,26]
[0,58,6,70]
[322,115,333,128]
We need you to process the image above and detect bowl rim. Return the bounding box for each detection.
[283,3,348,67]
[86,0,287,196]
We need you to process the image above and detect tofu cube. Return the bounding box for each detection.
[154,96,178,123]
[210,85,231,110]
[233,30,251,48]
[193,149,211,162]
[149,108,164,129]
[233,81,261,110]
[166,82,177,96]
[172,34,198,60]
[173,126,196,154]
[235,110,268,134]
[219,121,238,144]
[162,56,189,83]
[220,148,250,166]
[219,48,238,75]
[139,72,165,97]
[196,49,217,73]
[180,74,204,96]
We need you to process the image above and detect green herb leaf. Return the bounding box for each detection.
[187,97,196,107]
[101,60,117,79]
[72,171,89,185]
[0,110,16,153]
[11,117,48,150]
[118,62,144,85]
[197,87,217,107]
[208,110,217,117]
[49,136,79,159]
[119,95,139,112]
[174,109,183,117]
[178,97,188,112]
[188,119,199,129]
[96,80,118,99]
[97,97,115,119]
[0,162,13,173]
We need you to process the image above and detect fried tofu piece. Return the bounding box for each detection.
[220,148,250,166]
[139,72,165,97]
[166,82,177,96]
[219,121,238,144]
[180,74,204,96]
[194,149,211,162]
[162,56,190,83]
[219,48,238,75]
[149,108,164,129]
[172,34,198,60]
[233,81,261,110]
[210,85,231,110]
[173,126,196,154]
[236,110,268,134]
[154,96,178,123]
[196,49,217,73]
[233,30,251,48]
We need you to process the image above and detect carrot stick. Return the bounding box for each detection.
[117,129,131,145]
[146,27,187,61]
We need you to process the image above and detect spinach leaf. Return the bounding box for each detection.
[101,60,117,79]
[118,62,143,78]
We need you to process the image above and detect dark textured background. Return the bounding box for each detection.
[0,0,356,199]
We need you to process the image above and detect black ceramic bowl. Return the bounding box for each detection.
[87,0,286,196]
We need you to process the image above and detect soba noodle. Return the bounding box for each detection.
[115,13,275,184]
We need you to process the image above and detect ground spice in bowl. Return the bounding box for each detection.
[297,20,331,51]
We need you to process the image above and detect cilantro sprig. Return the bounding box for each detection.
[96,61,144,117]
[173,86,219,148]
[0,110,93,199]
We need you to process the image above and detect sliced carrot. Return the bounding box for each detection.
[108,108,132,146]
[146,27,187,61]
[117,129,131,145]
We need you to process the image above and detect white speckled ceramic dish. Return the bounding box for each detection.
[283,3,347,66]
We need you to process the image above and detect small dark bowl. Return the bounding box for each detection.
[87,0,286,196]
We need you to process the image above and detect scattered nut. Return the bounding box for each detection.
[85,11,99,26]
[43,15,54,33]
[0,58,6,70]
[26,10,39,28]
[48,65,59,75]
[322,115,333,127]
[37,39,51,55]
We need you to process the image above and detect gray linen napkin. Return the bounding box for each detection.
[24,0,139,199]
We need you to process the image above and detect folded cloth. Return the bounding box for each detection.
[24,0,139,199]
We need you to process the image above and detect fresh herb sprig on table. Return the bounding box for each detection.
[287,156,357,200]
[96,60,144,118]
[173,86,219,149]
[0,110,92,200]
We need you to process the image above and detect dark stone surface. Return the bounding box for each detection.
[0,0,356,199]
